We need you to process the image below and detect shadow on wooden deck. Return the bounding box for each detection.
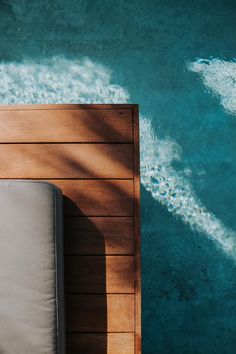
[64,196,107,354]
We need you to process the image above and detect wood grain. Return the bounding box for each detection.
[0,104,141,353]
[0,104,134,111]
[66,294,134,332]
[65,256,134,293]
[0,144,133,179]
[64,217,134,255]
[52,180,133,216]
[0,109,132,142]
[67,333,134,354]
[133,106,142,354]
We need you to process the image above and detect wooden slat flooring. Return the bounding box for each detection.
[0,104,141,354]
[0,144,133,179]
[0,109,132,142]
[54,180,134,216]
[65,256,134,293]
[67,333,134,354]
[66,294,134,332]
[64,217,134,255]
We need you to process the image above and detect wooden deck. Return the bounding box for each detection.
[0,104,141,354]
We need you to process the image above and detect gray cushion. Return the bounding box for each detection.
[0,181,65,354]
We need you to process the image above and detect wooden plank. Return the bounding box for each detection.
[66,294,134,332]
[0,104,135,111]
[52,180,133,216]
[133,106,142,354]
[64,217,134,255]
[67,333,134,354]
[65,256,134,294]
[0,110,132,142]
[0,144,133,179]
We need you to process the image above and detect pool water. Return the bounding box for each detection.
[0,1,236,353]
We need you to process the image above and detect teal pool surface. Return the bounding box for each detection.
[0,1,236,353]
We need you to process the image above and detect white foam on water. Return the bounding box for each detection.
[140,117,236,259]
[0,58,129,104]
[1,57,235,259]
[188,58,236,115]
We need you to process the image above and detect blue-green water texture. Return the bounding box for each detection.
[0,1,236,353]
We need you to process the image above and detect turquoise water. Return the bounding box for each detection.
[0,1,236,353]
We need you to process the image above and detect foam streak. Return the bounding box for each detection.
[188,58,236,115]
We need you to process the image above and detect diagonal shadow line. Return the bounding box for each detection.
[2,142,133,179]
[64,197,107,354]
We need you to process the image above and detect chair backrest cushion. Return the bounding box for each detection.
[0,181,65,354]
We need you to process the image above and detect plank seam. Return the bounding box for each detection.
[65,254,134,257]
[64,215,134,218]
[66,331,135,334]
[67,294,134,296]
[0,178,134,181]
[0,142,134,145]
[0,105,136,111]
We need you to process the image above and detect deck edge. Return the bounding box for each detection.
[132,105,141,354]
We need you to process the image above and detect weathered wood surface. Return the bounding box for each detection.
[0,104,141,354]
